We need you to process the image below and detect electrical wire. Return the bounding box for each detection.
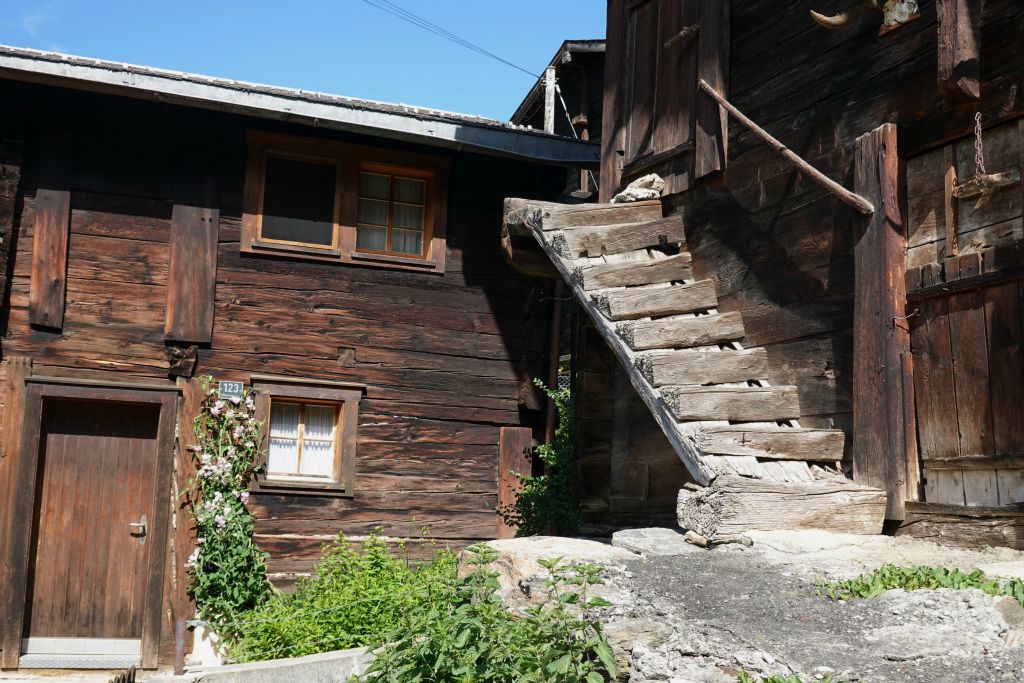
[359,0,540,80]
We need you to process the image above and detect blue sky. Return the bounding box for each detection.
[0,1,606,120]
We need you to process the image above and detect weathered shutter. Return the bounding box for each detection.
[165,154,220,343]
[28,129,72,329]
[601,0,730,199]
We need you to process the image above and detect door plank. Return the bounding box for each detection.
[28,129,72,329]
[984,282,1024,455]
[947,288,995,458]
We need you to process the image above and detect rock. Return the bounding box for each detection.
[685,530,710,548]
[611,173,664,203]
[465,536,637,614]
[604,617,673,675]
[612,527,704,557]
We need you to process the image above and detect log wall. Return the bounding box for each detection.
[0,80,566,588]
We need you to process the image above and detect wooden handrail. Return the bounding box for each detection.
[698,79,875,215]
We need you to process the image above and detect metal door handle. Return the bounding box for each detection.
[128,515,147,545]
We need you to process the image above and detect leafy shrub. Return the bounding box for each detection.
[232,535,456,661]
[364,545,618,682]
[816,564,1024,607]
[498,380,579,536]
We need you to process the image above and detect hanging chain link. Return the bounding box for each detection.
[973,111,987,178]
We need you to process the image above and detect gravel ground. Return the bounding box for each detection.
[596,537,1024,683]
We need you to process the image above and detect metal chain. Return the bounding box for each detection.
[973,111,986,178]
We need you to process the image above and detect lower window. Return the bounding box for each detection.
[251,377,362,495]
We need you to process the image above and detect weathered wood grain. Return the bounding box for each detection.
[497,427,533,539]
[619,311,744,351]
[637,348,767,386]
[575,252,693,290]
[984,281,1024,456]
[504,197,662,232]
[28,129,72,329]
[677,474,886,538]
[936,0,981,99]
[696,426,845,461]
[662,385,800,422]
[694,0,729,179]
[897,502,1024,550]
[852,123,914,520]
[593,279,718,320]
[556,215,685,258]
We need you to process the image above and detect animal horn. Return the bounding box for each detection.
[810,0,881,29]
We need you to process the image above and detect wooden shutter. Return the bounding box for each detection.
[28,129,72,329]
[602,0,729,199]
[165,154,220,343]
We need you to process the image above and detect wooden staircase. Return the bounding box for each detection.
[504,198,846,485]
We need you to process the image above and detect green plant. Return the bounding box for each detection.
[737,674,839,683]
[186,377,272,640]
[364,544,618,682]
[232,534,456,661]
[816,564,1024,608]
[498,379,579,536]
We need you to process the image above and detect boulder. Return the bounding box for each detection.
[611,527,704,557]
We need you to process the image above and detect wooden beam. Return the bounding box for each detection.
[662,385,800,422]
[555,215,685,258]
[28,129,72,329]
[504,197,663,232]
[0,139,23,312]
[500,223,559,279]
[897,502,1024,550]
[575,252,692,290]
[677,474,887,538]
[696,426,845,461]
[694,0,729,178]
[637,348,768,387]
[165,154,220,343]
[593,279,718,320]
[853,123,916,520]
[618,311,744,351]
[497,427,533,539]
[937,0,981,100]
[698,79,874,215]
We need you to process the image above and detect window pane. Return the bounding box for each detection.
[261,156,336,246]
[359,172,390,200]
[393,203,424,230]
[357,198,389,226]
[300,440,334,477]
[268,437,299,475]
[305,405,336,440]
[392,229,424,255]
[270,402,300,439]
[357,224,388,250]
[394,177,425,204]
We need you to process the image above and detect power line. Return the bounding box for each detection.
[359,0,541,80]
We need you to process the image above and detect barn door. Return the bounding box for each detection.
[20,399,162,667]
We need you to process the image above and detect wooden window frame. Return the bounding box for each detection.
[242,130,450,274]
[250,376,363,497]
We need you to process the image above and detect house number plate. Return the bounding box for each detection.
[218,381,244,401]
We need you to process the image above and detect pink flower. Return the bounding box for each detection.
[229,395,242,405]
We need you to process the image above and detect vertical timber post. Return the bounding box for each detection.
[498,427,534,539]
[543,66,557,135]
[853,123,918,521]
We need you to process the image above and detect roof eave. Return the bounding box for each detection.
[0,51,599,169]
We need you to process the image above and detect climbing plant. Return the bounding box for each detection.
[186,377,272,639]
[499,379,580,536]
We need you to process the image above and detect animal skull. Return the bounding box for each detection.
[810,0,919,30]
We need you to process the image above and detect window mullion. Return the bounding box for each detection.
[386,174,394,252]
[296,404,306,473]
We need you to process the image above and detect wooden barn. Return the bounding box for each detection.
[0,46,597,669]
[506,0,1024,541]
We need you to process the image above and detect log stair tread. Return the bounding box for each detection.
[503,197,847,484]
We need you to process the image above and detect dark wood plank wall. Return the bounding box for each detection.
[664,0,1024,451]
[0,82,565,600]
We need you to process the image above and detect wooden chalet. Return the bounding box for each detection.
[506,0,1024,541]
[0,46,597,670]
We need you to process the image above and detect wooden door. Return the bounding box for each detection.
[23,399,161,647]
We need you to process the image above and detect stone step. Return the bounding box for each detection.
[637,348,768,386]
[661,385,801,422]
[695,425,846,461]
[593,279,718,321]
[574,252,693,291]
[554,215,685,258]
[618,311,744,351]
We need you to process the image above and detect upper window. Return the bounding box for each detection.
[242,131,450,273]
[251,376,364,496]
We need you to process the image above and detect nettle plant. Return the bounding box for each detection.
[186,377,272,638]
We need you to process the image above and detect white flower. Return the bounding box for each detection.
[239,491,250,504]
[186,548,201,567]
[229,395,242,405]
